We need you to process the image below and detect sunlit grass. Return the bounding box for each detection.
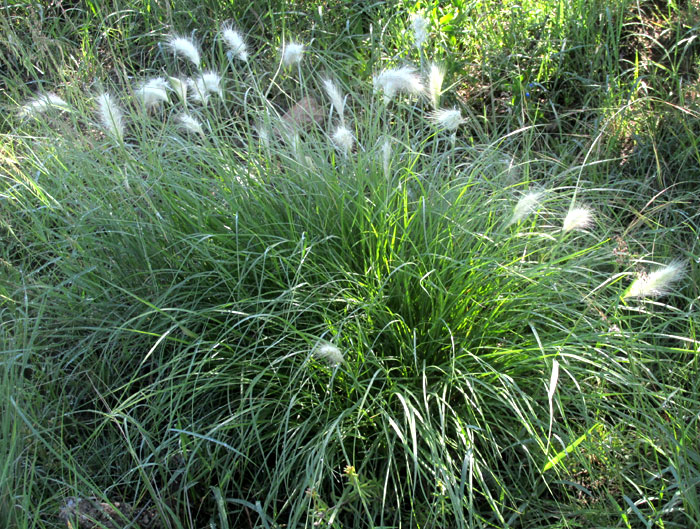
[1,1,699,528]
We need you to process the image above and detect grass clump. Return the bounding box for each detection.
[1,1,699,528]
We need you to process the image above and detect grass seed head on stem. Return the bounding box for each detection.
[135,77,169,109]
[427,63,445,110]
[508,190,544,226]
[282,41,304,67]
[373,66,423,104]
[313,342,344,366]
[623,261,685,299]
[322,78,346,125]
[411,14,429,48]
[177,113,204,135]
[562,206,593,232]
[221,25,248,62]
[189,72,223,104]
[332,125,354,155]
[166,35,201,68]
[20,93,70,118]
[96,92,124,141]
[430,108,464,131]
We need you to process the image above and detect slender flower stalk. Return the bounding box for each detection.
[508,190,544,226]
[382,137,392,179]
[373,66,423,103]
[313,342,344,366]
[281,41,304,67]
[562,206,593,232]
[322,78,346,126]
[177,113,204,135]
[221,25,248,62]
[427,63,445,110]
[96,92,124,141]
[135,78,169,109]
[623,261,685,299]
[20,93,70,118]
[429,108,464,131]
[166,35,201,68]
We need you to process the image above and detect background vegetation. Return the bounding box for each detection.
[1,0,699,528]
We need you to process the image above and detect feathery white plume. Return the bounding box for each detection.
[322,78,346,125]
[177,113,204,135]
[166,35,201,67]
[373,66,423,103]
[189,71,223,104]
[427,63,445,110]
[135,77,169,109]
[96,92,124,140]
[430,108,464,131]
[221,25,248,62]
[562,206,593,232]
[508,190,544,226]
[411,14,429,48]
[20,93,70,118]
[624,261,685,299]
[313,342,344,366]
[168,76,188,103]
[281,41,304,67]
[332,125,354,155]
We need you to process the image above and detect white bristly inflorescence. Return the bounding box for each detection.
[282,41,304,67]
[166,35,201,68]
[373,66,423,103]
[624,261,685,299]
[508,190,544,226]
[96,92,124,140]
[562,206,593,232]
[135,78,169,109]
[221,25,248,62]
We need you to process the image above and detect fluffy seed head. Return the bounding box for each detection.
[322,78,346,125]
[313,342,344,366]
[168,76,188,103]
[189,71,223,104]
[508,190,544,226]
[624,261,685,299]
[411,14,429,48]
[177,113,204,135]
[166,35,201,67]
[282,41,304,67]
[373,66,424,103]
[221,25,248,62]
[427,63,445,110]
[20,93,70,118]
[136,77,169,109]
[562,206,593,232]
[430,108,464,131]
[332,125,354,155]
[96,92,124,140]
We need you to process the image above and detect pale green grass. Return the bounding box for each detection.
[1,1,699,528]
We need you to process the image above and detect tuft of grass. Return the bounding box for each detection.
[1,1,699,528]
